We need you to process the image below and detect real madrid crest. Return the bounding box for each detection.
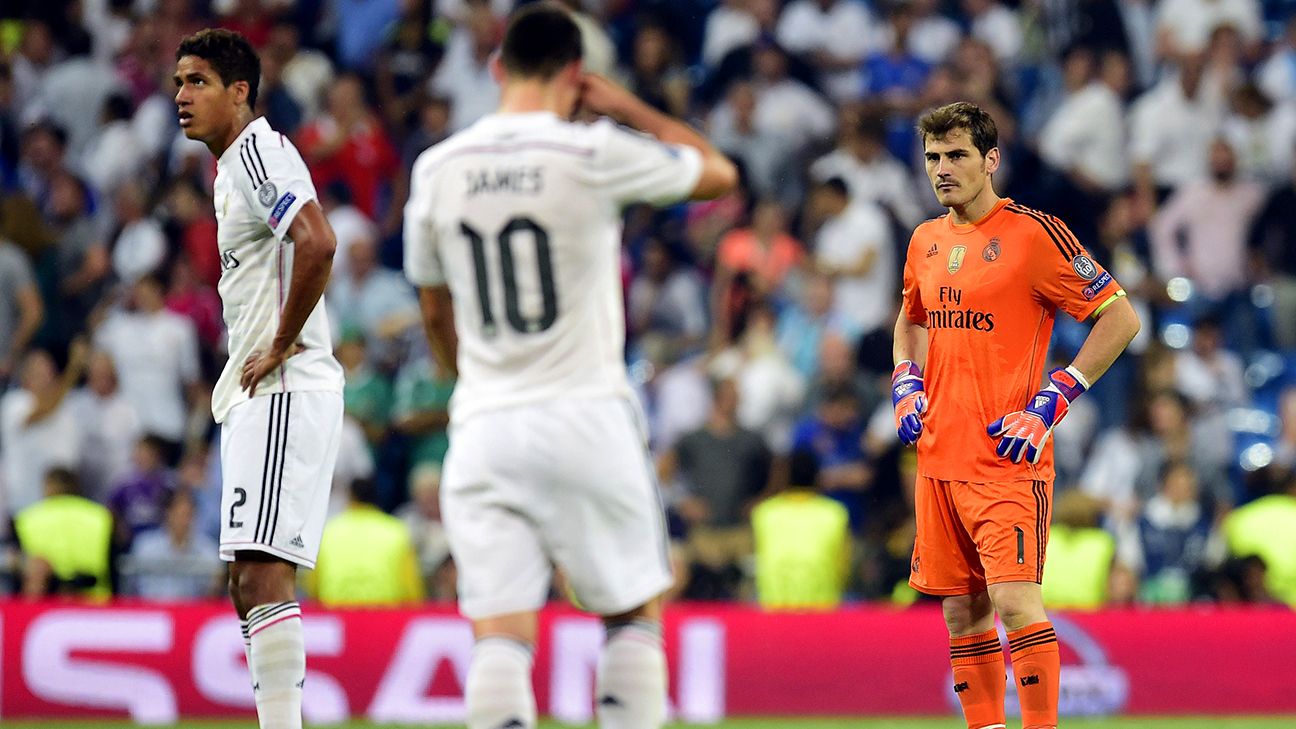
[257,181,278,208]
[982,237,1001,262]
[947,245,966,274]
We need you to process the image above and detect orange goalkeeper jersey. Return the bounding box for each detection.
[901,198,1125,483]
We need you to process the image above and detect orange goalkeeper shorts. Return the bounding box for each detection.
[909,476,1052,596]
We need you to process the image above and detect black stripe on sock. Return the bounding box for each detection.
[950,637,1002,654]
[1009,627,1056,645]
[268,393,291,544]
[247,601,299,630]
[951,645,1004,659]
[1009,634,1058,654]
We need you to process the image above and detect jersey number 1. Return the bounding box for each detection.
[460,217,557,336]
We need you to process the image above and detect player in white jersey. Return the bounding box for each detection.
[174,29,343,729]
[404,6,737,729]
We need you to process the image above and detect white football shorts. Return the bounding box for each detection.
[442,396,674,619]
[219,390,342,568]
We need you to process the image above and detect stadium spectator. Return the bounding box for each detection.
[961,0,1023,65]
[1155,0,1263,58]
[81,93,145,196]
[791,383,871,531]
[107,435,177,550]
[628,238,708,362]
[711,199,804,342]
[775,0,875,103]
[712,303,807,451]
[776,273,855,380]
[124,488,221,599]
[67,350,142,502]
[702,0,760,67]
[1221,82,1296,183]
[709,80,799,201]
[1223,466,1296,605]
[92,274,201,451]
[752,448,850,609]
[895,0,961,64]
[296,74,400,221]
[1248,153,1296,349]
[1173,314,1248,411]
[46,171,108,341]
[809,113,926,230]
[627,24,690,119]
[373,12,441,132]
[1150,138,1266,350]
[335,0,404,71]
[326,233,420,363]
[14,467,113,599]
[1037,47,1131,232]
[310,478,422,606]
[430,2,501,131]
[1040,491,1116,609]
[667,377,771,596]
[395,463,452,591]
[1257,16,1296,103]
[0,236,44,387]
[0,344,85,519]
[1121,461,1220,603]
[108,180,168,284]
[807,176,894,339]
[1129,53,1224,203]
[391,353,455,470]
[336,331,394,447]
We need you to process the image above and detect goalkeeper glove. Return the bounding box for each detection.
[987,366,1089,464]
[892,360,927,446]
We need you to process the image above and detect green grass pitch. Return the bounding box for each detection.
[3,718,1293,728]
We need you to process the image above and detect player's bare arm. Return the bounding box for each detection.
[892,310,928,370]
[1068,294,1140,385]
[578,73,738,200]
[417,285,458,378]
[241,201,336,394]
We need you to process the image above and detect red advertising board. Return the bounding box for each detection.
[1,601,1293,722]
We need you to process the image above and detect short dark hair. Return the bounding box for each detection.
[787,449,820,490]
[916,101,998,158]
[818,176,850,199]
[176,28,261,110]
[350,478,379,506]
[44,467,81,496]
[500,3,583,80]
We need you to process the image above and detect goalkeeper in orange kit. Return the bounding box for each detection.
[891,102,1140,729]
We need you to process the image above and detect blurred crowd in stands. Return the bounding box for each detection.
[0,0,1295,611]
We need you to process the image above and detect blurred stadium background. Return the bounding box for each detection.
[3,0,1296,724]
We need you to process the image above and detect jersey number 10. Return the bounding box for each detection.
[460,217,557,337]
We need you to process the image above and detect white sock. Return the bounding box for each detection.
[596,620,666,729]
[465,636,536,729]
[240,619,253,684]
[246,602,305,729]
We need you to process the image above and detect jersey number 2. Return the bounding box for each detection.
[460,217,557,336]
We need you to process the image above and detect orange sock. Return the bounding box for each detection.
[949,628,1006,729]
[1007,621,1059,729]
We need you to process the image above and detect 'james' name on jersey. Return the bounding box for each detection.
[212,117,343,423]
[403,111,702,423]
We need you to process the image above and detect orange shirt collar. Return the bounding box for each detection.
[946,197,1012,234]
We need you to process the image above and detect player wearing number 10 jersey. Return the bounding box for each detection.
[402,6,737,729]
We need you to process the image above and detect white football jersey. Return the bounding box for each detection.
[404,111,702,423]
[211,117,343,423]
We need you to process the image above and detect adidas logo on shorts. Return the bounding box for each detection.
[289,534,305,548]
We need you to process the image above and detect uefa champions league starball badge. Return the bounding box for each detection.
[257,181,278,207]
